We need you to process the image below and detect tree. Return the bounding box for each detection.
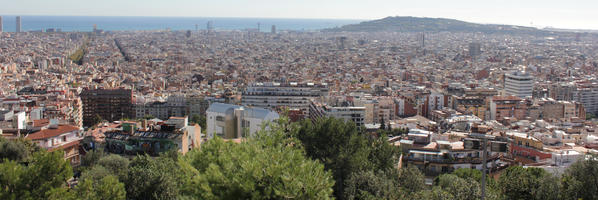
[96,154,130,181]
[561,154,598,200]
[80,149,106,168]
[452,168,497,188]
[189,114,206,129]
[126,155,181,200]
[398,166,426,194]
[0,138,35,162]
[434,174,481,200]
[26,151,74,200]
[0,160,28,199]
[498,166,548,200]
[91,114,104,127]
[292,117,400,198]
[182,124,335,199]
[586,112,596,120]
[0,150,73,200]
[413,187,455,200]
[343,170,406,200]
[75,175,126,200]
[534,173,561,200]
[48,175,126,200]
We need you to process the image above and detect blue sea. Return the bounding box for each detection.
[0,16,362,32]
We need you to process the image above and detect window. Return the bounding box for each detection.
[63,136,67,142]
[216,116,224,122]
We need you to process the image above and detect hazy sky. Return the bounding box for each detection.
[1,0,597,29]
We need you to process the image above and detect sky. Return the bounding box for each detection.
[1,0,597,30]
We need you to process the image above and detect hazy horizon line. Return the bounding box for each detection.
[1,14,596,31]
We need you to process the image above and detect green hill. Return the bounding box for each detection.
[324,16,545,34]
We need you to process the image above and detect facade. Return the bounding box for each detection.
[550,82,598,115]
[81,89,133,127]
[0,16,3,32]
[103,117,201,155]
[206,103,280,139]
[15,16,21,33]
[489,96,527,120]
[242,82,328,115]
[574,84,598,115]
[469,42,481,58]
[309,99,365,127]
[25,123,84,166]
[395,98,418,118]
[504,71,534,99]
[135,95,211,120]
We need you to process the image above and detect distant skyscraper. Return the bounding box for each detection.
[0,16,3,32]
[271,25,276,34]
[469,42,481,58]
[16,16,21,33]
[257,22,261,32]
[421,32,425,49]
[207,21,213,33]
[338,36,347,49]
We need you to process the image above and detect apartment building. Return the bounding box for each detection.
[206,103,279,139]
[309,99,365,127]
[81,89,133,126]
[242,82,328,115]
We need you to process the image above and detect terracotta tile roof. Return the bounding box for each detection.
[26,125,79,140]
[33,119,50,127]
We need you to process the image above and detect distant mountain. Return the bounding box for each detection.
[324,16,547,34]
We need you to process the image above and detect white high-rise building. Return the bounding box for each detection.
[504,71,534,99]
[0,16,3,32]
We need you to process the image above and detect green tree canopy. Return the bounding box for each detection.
[182,121,335,200]
[343,170,406,200]
[435,174,481,200]
[561,154,598,200]
[292,117,400,198]
[0,150,73,200]
[398,166,426,194]
[126,155,182,200]
[498,166,549,200]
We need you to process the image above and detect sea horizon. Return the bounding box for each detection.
[0,15,364,32]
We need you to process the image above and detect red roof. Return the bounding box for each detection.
[26,125,79,140]
[33,119,50,127]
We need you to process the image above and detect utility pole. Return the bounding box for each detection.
[481,136,487,200]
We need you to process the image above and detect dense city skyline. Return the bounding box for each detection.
[2,1,598,199]
[2,0,598,30]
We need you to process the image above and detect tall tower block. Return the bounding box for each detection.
[0,16,3,32]
[16,16,22,33]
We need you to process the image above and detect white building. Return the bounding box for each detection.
[309,99,365,127]
[206,103,279,139]
[504,71,534,99]
[25,122,84,166]
[242,82,328,115]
